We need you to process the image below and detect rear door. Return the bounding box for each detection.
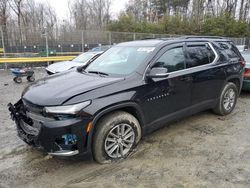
[185,42,224,105]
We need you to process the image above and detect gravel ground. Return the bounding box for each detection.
[0,68,250,188]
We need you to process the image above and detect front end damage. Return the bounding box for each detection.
[8,99,92,157]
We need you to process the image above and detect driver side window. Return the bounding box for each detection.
[154,47,185,73]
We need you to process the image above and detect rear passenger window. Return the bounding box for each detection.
[154,47,185,72]
[186,44,215,68]
[216,42,239,59]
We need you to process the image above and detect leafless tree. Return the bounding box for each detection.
[69,0,89,30]
[8,0,24,45]
[0,0,249,52]
[70,0,111,30]
[242,0,250,21]
[239,0,246,20]
[0,0,8,26]
[0,0,9,45]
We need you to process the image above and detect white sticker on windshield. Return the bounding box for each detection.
[137,47,155,53]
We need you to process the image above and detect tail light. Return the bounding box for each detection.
[244,68,250,78]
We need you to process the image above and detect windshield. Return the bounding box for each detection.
[90,46,111,52]
[72,53,96,63]
[85,46,155,76]
[242,53,250,63]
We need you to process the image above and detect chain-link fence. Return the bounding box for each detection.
[0,25,249,58]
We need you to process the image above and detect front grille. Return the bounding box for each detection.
[18,99,43,136]
[22,99,54,122]
[22,99,44,114]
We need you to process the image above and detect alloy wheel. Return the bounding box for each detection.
[104,123,135,159]
[223,88,236,111]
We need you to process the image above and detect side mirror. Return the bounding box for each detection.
[147,67,169,78]
[77,66,83,72]
[77,64,88,72]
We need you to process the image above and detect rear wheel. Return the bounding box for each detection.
[93,111,141,164]
[213,82,238,116]
[27,76,35,82]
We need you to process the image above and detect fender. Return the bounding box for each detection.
[224,74,243,93]
[85,102,145,152]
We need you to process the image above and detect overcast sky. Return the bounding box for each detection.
[36,0,129,20]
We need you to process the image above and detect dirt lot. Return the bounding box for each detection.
[0,68,250,188]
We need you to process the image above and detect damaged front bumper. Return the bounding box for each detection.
[8,100,92,157]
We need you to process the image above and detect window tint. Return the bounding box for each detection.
[186,44,215,68]
[215,42,239,59]
[153,47,185,72]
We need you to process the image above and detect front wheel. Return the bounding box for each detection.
[93,111,141,164]
[213,82,238,116]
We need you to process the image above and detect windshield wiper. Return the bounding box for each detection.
[88,71,109,76]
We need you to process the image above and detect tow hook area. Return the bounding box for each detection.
[49,134,79,157]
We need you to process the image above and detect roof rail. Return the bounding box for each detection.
[140,37,156,40]
[140,37,175,41]
[158,37,176,40]
[180,36,225,39]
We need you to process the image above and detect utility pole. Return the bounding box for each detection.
[0,26,7,69]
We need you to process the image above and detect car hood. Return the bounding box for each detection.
[46,61,84,73]
[22,70,124,106]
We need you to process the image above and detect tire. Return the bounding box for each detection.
[13,77,22,84]
[92,111,141,164]
[213,82,238,116]
[27,76,35,82]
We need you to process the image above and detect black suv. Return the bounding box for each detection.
[9,37,245,163]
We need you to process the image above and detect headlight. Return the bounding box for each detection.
[44,100,91,115]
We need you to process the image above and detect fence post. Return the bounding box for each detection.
[45,33,49,66]
[0,26,7,69]
[133,33,136,40]
[81,30,85,52]
[108,31,112,45]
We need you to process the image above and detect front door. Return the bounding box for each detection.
[140,43,192,126]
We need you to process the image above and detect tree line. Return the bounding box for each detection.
[0,0,112,47]
[0,0,250,48]
[108,0,250,37]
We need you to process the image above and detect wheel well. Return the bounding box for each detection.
[95,106,144,133]
[228,78,240,92]
[122,106,143,125]
[93,106,144,130]
[90,106,144,149]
